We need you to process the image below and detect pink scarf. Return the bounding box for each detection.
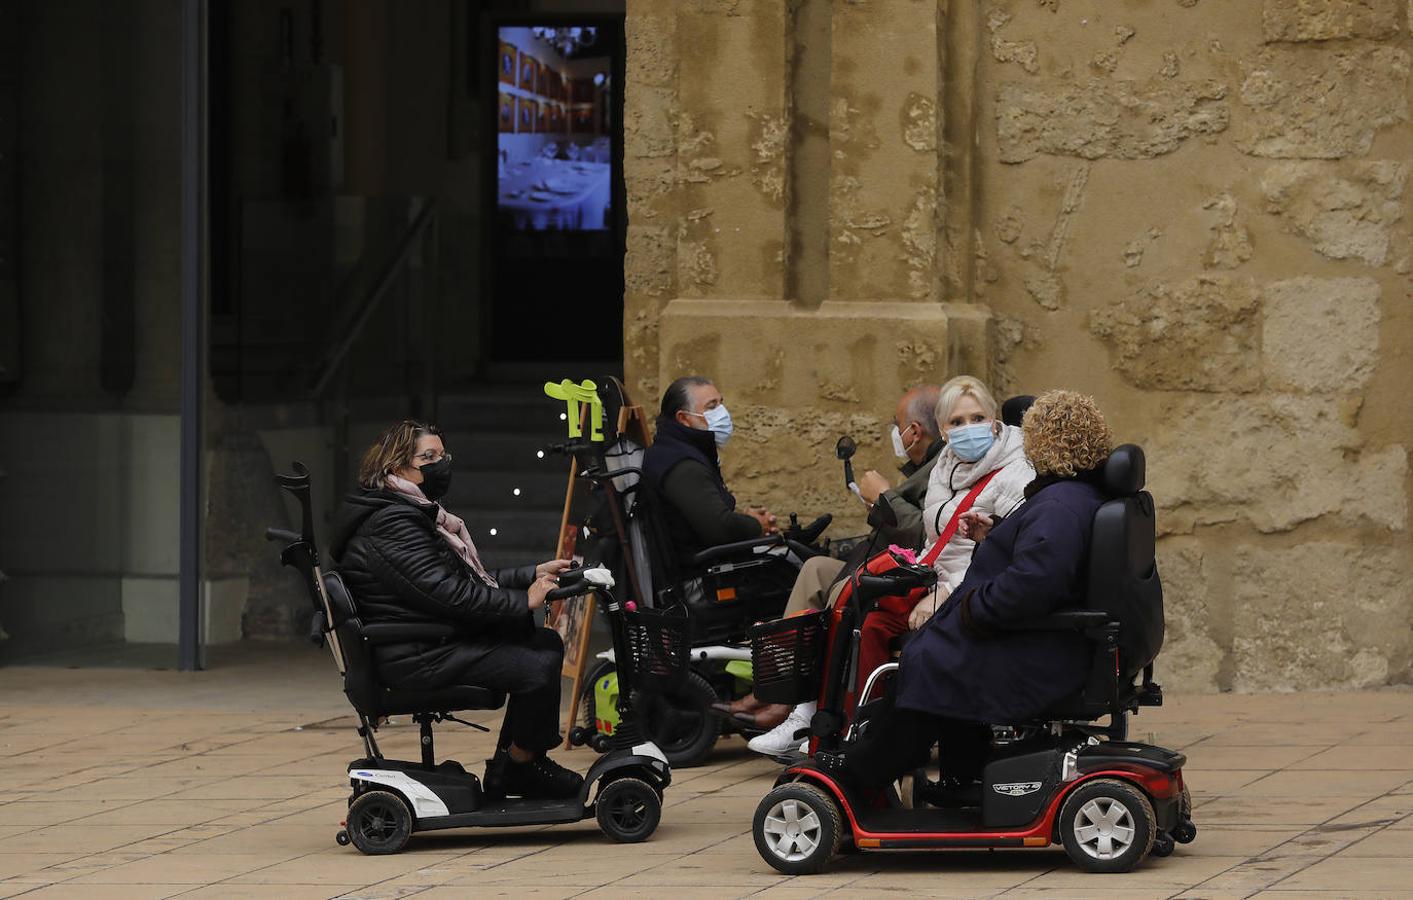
[385,474,499,587]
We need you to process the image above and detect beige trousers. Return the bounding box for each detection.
[785,555,849,615]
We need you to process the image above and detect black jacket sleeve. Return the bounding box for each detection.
[659,459,763,547]
[361,507,530,625]
[492,564,539,590]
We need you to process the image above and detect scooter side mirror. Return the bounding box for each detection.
[835,436,856,461]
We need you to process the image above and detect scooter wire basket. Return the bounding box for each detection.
[624,604,691,691]
[749,609,830,705]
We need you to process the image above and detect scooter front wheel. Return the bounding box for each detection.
[595,777,662,843]
[753,783,843,875]
[345,790,413,855]
[1058,778,1156,873]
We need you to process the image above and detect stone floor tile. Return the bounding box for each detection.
[63,853,277,885]
[1175,827,1305,857]
[69,799,262,827]
[1183,768,1273,796]
[6,885,189,899]
[1179,743,1328,771]
[1323,794,1413,827]
[1249,892,1411,899]
[0,824,182,855]
[225,851,460,886]
[1257,823,1388,858]
[1234,769,1413,797]
[1331,826,1413,856]
[1273,854,1413,891]
[411,887,582,899]
[1194,795,1372,826]
[1017,854,1245,892]
[1201,724,1367,746]
[171,886,336,899]
[0,853,82,880]
[1288,745,1413,770]
[1182,854,1320,894]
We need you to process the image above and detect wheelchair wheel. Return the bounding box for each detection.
[637,669,720,768]
[595,777,662,843]
[345,790,412,855]
[1058,778,1155,874]
[753,783,843,875]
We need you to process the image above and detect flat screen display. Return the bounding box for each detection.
[496,26,612,232]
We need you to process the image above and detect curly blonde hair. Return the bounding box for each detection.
[1022,390,1113,477]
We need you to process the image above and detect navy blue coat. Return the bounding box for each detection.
[894,478,1104,724]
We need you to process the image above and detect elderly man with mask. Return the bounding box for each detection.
[726,384,945,754]
[642,375,776,570]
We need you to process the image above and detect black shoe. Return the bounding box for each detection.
[913,775,982,808]
[484,750,583,801]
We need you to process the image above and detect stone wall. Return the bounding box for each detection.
[623,0,1412,692]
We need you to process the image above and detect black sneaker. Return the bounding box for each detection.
[913,775,982,808]
[484,750,583,801]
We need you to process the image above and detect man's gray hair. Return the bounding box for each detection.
[905,384,942,439]
[660,375,715,418]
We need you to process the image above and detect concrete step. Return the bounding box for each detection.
[457,508,565,560]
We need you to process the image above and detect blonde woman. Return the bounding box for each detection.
[330,420,580,802]
[841,390,1118,790]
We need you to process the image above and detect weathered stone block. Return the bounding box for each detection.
[1154,540,1223,692]
[623,84,678,160]
[1090,276,1263,392]
[626,12,677,88]
[1263,276,1381,392]
[1263,0,1404,42]
[625,225,675,299]
[1236,45,1410,158]
[1261,161,1407,266]
[995,79,1228,163]
[1141,395,1407,534]
[1232,543,1412,691]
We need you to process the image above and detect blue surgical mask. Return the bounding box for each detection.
[697,404,733,447]
[947,421,995,462]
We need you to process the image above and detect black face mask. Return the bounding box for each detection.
[416,457,453,502]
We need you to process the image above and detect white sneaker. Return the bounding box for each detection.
[747,702,816,757]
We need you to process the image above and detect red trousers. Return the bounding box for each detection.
[848,593,924,713]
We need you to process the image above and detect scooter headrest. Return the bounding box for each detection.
[1104,444,1146,497]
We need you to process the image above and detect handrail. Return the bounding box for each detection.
[309,198,439,399]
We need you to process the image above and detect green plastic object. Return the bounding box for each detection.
[593,668,621,735]
[725,659,754,692]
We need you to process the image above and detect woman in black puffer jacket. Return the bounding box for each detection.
[330,419,581,801]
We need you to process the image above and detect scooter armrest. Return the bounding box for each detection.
[358,622,459,644]
[1001,609,1112,631]
[691,535,784,568]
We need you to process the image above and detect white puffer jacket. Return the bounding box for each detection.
[920,424,1035,599]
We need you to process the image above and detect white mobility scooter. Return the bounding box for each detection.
[267,462,687,853]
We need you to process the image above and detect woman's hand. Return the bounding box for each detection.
[957,510,994,543]
[909,587,941,631]
[527,572,559,611]
[536,558,574,579]
[857,470,891,505]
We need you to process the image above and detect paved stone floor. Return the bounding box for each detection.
[0,644,1410,899]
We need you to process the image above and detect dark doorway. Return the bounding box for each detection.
[481,13,626,364]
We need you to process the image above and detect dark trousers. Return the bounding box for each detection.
[842,692,992,789]
[439,626,566,755]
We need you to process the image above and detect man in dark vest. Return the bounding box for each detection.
[641,375,775,570]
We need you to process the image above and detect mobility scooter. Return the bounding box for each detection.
[550,378,839,766]
[267,462,686,853]
[747,445,1197,874]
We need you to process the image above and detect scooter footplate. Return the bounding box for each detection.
[417,797,586,831]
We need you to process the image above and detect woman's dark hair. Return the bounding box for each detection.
[358,419,441,489]
[660,375,714,419]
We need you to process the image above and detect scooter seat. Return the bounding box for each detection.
[376,685,506,717]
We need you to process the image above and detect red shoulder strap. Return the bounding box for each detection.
[921,467,1004,567]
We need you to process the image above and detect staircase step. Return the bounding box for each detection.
[458,508,565,558]
[438,431,565,470]
[443,470,569,511]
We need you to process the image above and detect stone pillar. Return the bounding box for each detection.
[629,0,984,533]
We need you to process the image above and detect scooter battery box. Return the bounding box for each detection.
[981,744,1065,828]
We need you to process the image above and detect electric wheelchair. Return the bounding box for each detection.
[747,444,1197,874]
[266,462,682,853]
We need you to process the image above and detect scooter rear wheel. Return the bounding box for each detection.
[345,790,413,855]
[1058,778,1156,873]
[753,783,843,875]
[595,777,662,843]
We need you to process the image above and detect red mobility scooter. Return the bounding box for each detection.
[747,445,1196,874]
